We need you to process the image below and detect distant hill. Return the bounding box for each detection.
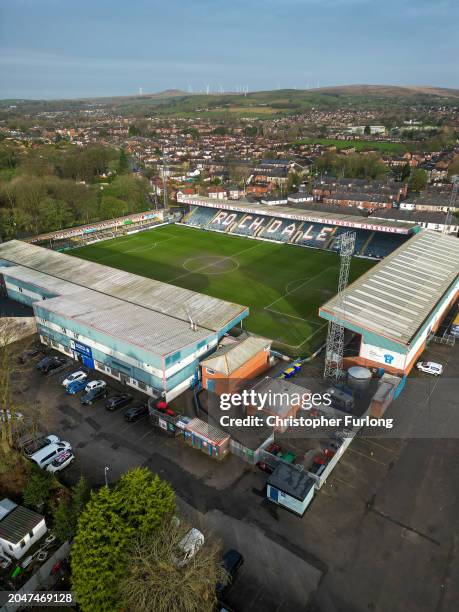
[2,84,458,117]
[308,84,459,99]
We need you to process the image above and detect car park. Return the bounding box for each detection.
[81,386,108,406]
[18,347,45,364]
[173,528,205,568]
[30,441,71,469]
[22,435,60,458]
[84,380,107,393]
[46,449,75,473]
[416,361,443,376]
[123,403,149,422]
[217,549,244,594]
[36,355,66,374]
[105,393,133,411]
[66,379,88,395]
[62,370,87,388]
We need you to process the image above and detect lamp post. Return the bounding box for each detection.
[104,466,110,488]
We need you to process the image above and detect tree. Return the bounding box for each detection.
[409,168,428,192]
[71,468,175,612]
[118,148,130,174]
[53,476,90,543]
[364,125,371,135]
[23,465,53,512]
[120,523,226,612]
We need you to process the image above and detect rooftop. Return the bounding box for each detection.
[35,290,212,357]
[267,462,316,502]
[0,240,247,333]
[320,230,459,346]
[201,336,271,376]
[0,504,43,545]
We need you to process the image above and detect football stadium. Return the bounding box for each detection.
[1,197,458,400]
[66,196,419,354]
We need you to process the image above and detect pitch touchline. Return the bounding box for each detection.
[274,321,328,350]
[168,241,266,283]
[264,308,323,325]
[263,266,337,310]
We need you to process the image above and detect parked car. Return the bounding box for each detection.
[66,379,88,395]
[30,441,71,469]
[217,549,244,594]
[123,403,149,422]
[173,528,205,568]
[36,356,66,374]
[46,449,75,473]
[416,361,443,376]
[105,394,133,411]
[80,386,108,406]
[84,380,107,393]
[18,347,44,364]
[22,435,60,458]
[62,370,87,388]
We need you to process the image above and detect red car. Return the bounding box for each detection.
[156,401,168,411]
[165,408,176,417]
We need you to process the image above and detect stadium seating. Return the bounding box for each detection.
[363,232,410,258]
[182,205,410,259]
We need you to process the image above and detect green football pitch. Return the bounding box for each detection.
[70,224,375,356]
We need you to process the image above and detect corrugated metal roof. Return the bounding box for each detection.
[201,336,270,375]
[36,290,211,356]
[0,505,43,545]
[185,417,230,444]
[182,195,415,232]
[320,230,459,346]
[0,240,247,332]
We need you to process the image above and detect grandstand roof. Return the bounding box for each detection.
[0,240,248,333]
[181,196,416,234]
[320,230,459,346]
[36,290,212,357]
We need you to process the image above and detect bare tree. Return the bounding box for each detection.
[119,522,227,612]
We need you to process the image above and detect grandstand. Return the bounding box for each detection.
[180,196,419,259]
[25,209,171,250]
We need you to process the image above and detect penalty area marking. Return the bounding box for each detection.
[78,234,178,263]
[263,266,337,311]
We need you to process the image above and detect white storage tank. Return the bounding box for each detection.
[347,366,372,390]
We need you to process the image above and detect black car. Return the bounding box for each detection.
[36,355,66,374]
[123,403,148,422]
[217,549,244,594]
[105,394,133,411]
[80,386,108,406]
[18,347,45,364]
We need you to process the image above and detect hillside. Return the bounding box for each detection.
[2,84,458,118]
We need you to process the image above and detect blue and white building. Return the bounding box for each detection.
[0,240,248,400]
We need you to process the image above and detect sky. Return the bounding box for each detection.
[0,0,458,99]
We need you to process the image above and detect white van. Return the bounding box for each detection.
[416,361,443,376]
[30,441,71,469]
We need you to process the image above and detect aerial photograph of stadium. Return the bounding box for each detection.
[0,1,458,612]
